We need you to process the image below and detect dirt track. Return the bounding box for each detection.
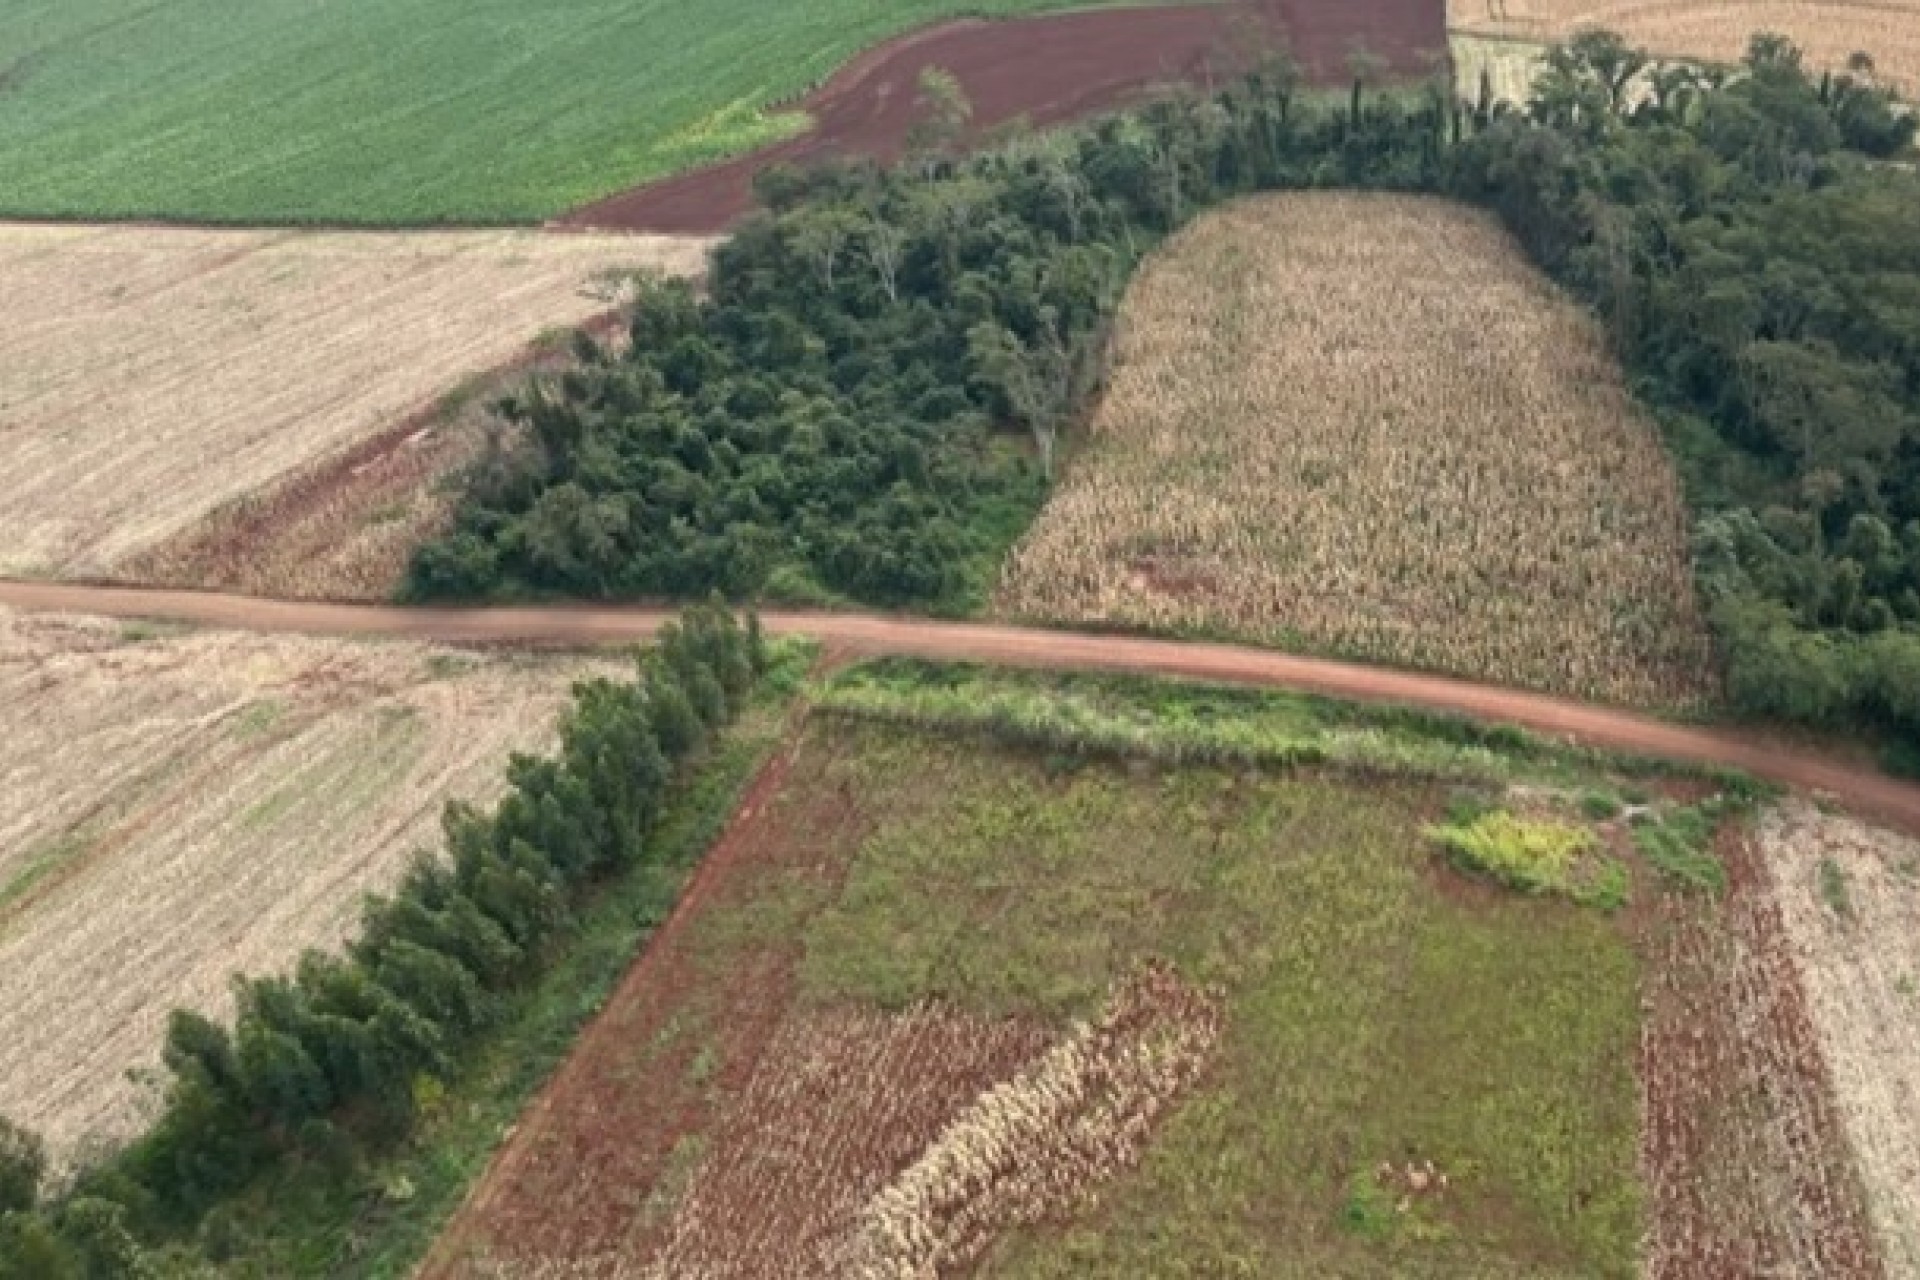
[558,0,1447,233]
[5,579,1918,833]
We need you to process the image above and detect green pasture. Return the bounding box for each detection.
[0,0,1138,224]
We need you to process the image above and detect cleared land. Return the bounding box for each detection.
[1640,821,1883,1276]
[0,606,613,1168]
[561,0,1447,232]
[0,225,708,582]
[997,193,1712,708]
[1758,803,1920,1275]
[1449,0,1920,94]
[430,664,1832,1277]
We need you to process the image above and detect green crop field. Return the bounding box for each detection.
[0,0,1122,225]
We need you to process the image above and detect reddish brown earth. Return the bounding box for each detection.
[1637,826,1884,1277]
[557,0,1448,233]
[5,580,1920,836]
[417,734,836,1276]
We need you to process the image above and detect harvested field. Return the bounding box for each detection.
[1638,822,1884,1277]
[0,606,613,1168]
[557,0,1448,232]
[1449,0,1920,94]
[432,688,1650,1277]
[1758,803,1920,1275]
[0,224,710,582]
[996,193,1714,708]
[123,313,631,603]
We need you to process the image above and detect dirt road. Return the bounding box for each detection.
[6,579,1916,831]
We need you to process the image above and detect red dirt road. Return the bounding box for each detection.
[558,0,1447,233]
[4,579,1918,834]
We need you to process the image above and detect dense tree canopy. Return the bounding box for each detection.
[411,74,1452,611]
[1451,32,1920,751]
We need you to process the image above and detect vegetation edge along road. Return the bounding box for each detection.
[6,579,1918,833]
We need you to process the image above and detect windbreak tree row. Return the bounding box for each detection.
[0,605,766,1278]
[409,73,1457,612]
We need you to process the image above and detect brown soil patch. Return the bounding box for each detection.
[1637,821,1884,1277]
[420,729,873,1276]
[639,1006,1053,1278]
[557,0,1449,233]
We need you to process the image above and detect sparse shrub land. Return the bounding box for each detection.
[995,192,1712,704]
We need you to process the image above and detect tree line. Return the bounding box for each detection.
[1451,33,1920,760]
[0,604,766,1277]
[408,65,1456,612]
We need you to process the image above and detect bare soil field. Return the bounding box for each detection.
[1758,802,1920,1276]
[1449,0,1920,94]
[997,193,1713,708]
[0,225,710,582]
[1638,824,1883,1277]
[0,606,613,1168]
[558,0,1448,233]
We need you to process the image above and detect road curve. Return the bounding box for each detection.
[6,579,1918,833]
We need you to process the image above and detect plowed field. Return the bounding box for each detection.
[0,607,613,1167]
[0,225,709,581]
[427,703,1653,1277]
[558,0,1448,232]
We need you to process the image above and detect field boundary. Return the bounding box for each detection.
[4,581,1919,833]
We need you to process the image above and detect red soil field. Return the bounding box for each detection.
[558,0,1447,233]
[1637,827,1883,1277]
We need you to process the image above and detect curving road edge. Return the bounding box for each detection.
[7,579,1918,834]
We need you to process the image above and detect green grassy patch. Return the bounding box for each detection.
[1631,803,1729,896]
[741,712,1647,1276]
[0,0,1153,223]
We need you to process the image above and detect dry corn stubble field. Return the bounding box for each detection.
[997,193,1713,708]
[0,607,617,1169]
[1449,0,1920,93]
[0,224,711,581]
[1758,802,1920,1275]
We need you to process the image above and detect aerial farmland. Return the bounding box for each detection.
[1450,0,1920,93]
[2,0,1919,1275]
[0,225,709,582]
